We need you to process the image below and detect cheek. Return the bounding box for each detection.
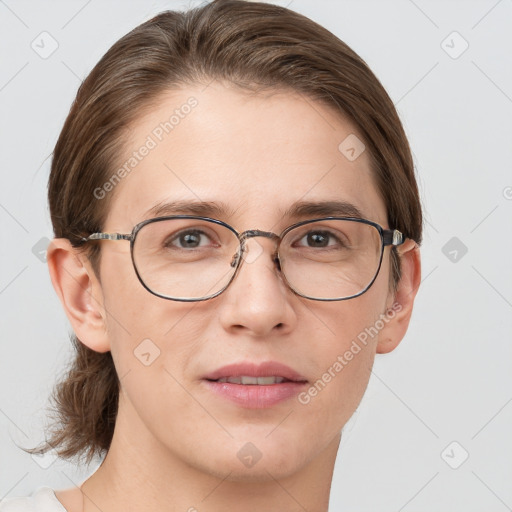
[99,250,208,376]
[297,329,376,429]
[99,279,212,457]
[296,266,391,433]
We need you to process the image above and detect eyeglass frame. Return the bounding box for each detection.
[80,215,405,302]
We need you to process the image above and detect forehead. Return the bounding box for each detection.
[105,81,387,230]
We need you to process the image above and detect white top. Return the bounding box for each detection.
[0,487,67,512]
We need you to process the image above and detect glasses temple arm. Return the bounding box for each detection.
[382,229,404,247]
[81,233,132,242]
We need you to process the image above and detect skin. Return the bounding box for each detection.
[49,81,420,512]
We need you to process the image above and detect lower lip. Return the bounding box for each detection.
[202,380,308,408]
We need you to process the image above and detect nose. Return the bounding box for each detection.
[218,236,298,338]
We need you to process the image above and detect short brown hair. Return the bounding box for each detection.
[25,0,422,465]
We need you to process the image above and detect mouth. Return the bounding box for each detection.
[201,361,308,408]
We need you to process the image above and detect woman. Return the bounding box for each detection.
[2,0,421,510]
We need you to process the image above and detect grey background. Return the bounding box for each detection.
[1,0,511,510]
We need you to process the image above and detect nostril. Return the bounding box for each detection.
[274,256,282,272]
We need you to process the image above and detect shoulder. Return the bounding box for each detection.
[0,487,67,512]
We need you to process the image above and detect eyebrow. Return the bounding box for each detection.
[143,200,239,220]
[143,199,366,222]
[282,200,366,220]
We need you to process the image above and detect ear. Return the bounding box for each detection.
[376,239,421,354]
[47,238,110,353]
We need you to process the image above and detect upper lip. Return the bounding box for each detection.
[203,361,308,382]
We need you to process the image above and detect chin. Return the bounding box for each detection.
[196,434,313,483]
[210,456,308,484]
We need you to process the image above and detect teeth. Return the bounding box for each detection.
[216,376,286,385]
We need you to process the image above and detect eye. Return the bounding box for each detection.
[166,229,214,249]
[295,230,343,249]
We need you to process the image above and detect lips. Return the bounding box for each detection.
[201,361,308,408]
[202,361,308,384]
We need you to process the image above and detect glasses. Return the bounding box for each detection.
[80,215,404,302]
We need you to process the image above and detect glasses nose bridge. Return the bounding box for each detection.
[239,229,280,245]
[233,229,282,269]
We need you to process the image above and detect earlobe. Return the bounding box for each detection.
[376,239,421,354]
[47,238,111,353]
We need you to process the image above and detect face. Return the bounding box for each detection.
[93,81,397,481]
